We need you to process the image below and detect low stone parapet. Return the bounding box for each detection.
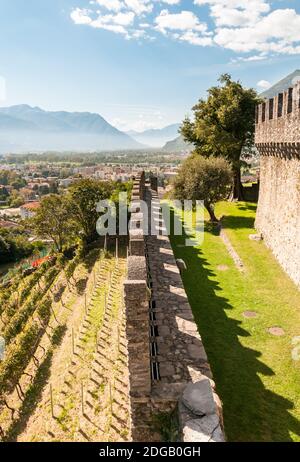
[124,174,225,442]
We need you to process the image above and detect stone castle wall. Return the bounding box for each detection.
[255,83,300,287]
[124,174,224,442]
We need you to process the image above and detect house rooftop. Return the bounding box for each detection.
[21,201,40,210]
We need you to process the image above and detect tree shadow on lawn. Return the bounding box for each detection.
[83,247,102,273]
[236,203,257,212]
[221,214,255,231]
[170,211,300,442]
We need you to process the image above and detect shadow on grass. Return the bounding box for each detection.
[82,239,127,275]
[236,203,257,212]
[82,248,101,273]
[53,284,66,303]
[169,208,300,442]
[75,277,88,295]
[222,215,255,230]
[205,221,222,236]
[5,324,67,442]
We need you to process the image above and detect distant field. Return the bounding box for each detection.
[169,201,300,442]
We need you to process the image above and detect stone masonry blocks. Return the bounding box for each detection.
[255,81,300,287]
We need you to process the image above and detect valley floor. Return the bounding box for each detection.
[169,201,300,442]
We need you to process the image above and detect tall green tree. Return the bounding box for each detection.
[31,194,77,252]
[173,156,232,222]
[181,74,260,200]
[68,179,114,244]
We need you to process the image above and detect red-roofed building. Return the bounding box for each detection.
[20,201,40,219]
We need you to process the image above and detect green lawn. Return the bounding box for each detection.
[169,201,300,442]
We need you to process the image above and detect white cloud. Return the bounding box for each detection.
[257,79,271,89]
[71,1,300,59]
[93,0,123,12]
[155,10,207,33]
[124,0,153,15]
[109,12,135,26]
[154,9,211,47]
[179,30,213,46]
[71,8,92,25]
[161,0,181,4]
[194,0,271,28]
[71,8,135,37]
[195,2,300,56]
[214,9,300,54]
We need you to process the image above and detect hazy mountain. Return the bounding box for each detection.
[163,135,193,153]
[0,105,143,153]
[127,123,180,148]
[260,70,300,99]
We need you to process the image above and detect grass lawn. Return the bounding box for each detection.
[169,201,300,442]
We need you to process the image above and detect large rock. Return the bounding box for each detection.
[182,414,225,442]
[182,378,216,417]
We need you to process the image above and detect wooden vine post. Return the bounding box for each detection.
[81,381,84,416]
[50,384,55,419]
[109,382,113,414]
[72,328,75,354]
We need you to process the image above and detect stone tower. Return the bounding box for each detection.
[255,81,300,287]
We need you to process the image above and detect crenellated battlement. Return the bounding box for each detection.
[255,81,300,150]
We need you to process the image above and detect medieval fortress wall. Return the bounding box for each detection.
[123,174,224,442]
[255,82,300,287]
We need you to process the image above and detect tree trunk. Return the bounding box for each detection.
[3,399,15,419]
[232,165,244,201]
[204,201,218,223]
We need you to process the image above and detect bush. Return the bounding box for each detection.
[173,155,233,222]
[0,228,35,264]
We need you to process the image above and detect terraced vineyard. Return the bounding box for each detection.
[0,248,130,442]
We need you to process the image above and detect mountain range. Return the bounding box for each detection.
[127,123,181,148]
[0,105,144,153]
[163,135,193,153]
[0,104,191,153]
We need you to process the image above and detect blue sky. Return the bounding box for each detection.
[1,0,300,131]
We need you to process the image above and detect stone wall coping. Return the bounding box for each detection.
[127,256,147,281]
[129,228,144,239]
[124,175,225,443]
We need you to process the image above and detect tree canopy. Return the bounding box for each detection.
[67,179,115,244]
[30,179,133,250]
[173,155,232,222]
[181,74,260,199]
[31,194,77,252]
